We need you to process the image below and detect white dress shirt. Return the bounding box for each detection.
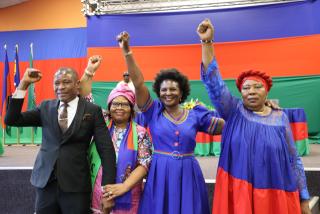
[58,96,79,128]
[13,89,79,128]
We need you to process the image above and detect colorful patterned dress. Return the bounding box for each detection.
[201,59,310,214]
[90,113,152,214]
[136,99,221,214]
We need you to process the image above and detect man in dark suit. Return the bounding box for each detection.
[5,66,116,214]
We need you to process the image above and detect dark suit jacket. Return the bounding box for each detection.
[5,97,116,192]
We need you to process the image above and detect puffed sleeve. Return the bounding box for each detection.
[201,59,239,121]
[193,104,221,135]
[283,113,310,200]
[136,96,163,127]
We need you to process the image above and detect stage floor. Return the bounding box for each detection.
[0,144,319,180]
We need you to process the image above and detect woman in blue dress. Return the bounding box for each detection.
[198,19,310,214]
[116,31,225,214]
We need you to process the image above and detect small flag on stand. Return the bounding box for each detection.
[1,45,12,136]
[14,45,23,135]
[27,43,37,135]
[14,45,20,88]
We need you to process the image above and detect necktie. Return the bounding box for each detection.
[58,103,68,133]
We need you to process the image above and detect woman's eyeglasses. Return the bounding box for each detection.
[111,102,131,108]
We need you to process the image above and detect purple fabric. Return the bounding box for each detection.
[201,59,310,200]
[136,99,220,214]
[110,122,138,210]
[91,121,152,213]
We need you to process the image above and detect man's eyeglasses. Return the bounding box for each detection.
[111,102,131,108]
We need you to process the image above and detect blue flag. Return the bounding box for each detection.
[14,45,20,88]
[1,45,12,135]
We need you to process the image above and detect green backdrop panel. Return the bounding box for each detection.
[1,75,319,148]
[2,127,42,145]
[92,75,320,137]
[0,129,4,155]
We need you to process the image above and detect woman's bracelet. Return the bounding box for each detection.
[124,51,132,57]
[200,39,213,44]
[85,69,95,77]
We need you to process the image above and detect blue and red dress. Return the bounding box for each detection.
[136,98,221,214]
[201,59,310,214]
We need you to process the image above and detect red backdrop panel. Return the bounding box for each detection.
[0,57,87,111]
[88,34,320,81]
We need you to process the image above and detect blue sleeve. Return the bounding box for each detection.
[283,114,310,200]
[134,113,147,128]
[193,105,221,135]
[136,97,161,127]
[200,59,239,121]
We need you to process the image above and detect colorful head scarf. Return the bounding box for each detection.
[107,83,135,106]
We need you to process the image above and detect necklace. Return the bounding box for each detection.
[254,106,270,116]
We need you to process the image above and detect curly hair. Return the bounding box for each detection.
[236,70,273,92]
[153,68,190,104]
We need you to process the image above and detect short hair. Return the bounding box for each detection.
[55,67,79,82]
[152,68,190,104]
[236,70,273,92]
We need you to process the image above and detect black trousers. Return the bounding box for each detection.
[35,179,90,214]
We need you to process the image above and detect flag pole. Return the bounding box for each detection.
[1,128,5,154]
[30,43,35,145]
[17,128,20,144]
[2,45,5,148]
[2,45,7,148]
[1,44,7,144]
[15,44,21,145]
[31,129,35,145]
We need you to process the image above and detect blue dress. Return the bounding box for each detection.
[201,59,310,214]
[136,98,220,214]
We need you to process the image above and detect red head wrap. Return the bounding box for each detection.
[236,70,273,92]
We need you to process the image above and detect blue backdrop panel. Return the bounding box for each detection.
[87,0,320,47]
[0,27,87,61]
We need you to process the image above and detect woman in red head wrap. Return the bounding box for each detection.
[235,70,273,115]
[199,19,310,214]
